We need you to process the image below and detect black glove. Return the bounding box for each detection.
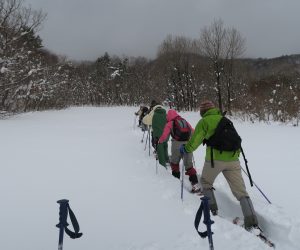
[152,137,159,148]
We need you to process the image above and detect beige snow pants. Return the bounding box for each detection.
[200,160,249,200]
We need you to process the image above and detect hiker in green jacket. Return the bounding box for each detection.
[180,100,258,230]
[143,100,169,167]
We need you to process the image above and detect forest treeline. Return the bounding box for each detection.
[1,0,299,124]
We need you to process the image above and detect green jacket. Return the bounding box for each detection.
[152,107,167,138]
[185,108,240,161]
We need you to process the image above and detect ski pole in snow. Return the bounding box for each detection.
[240,167,272,204]
[148,126,151,156]
[144,127,149,151]
[240,147,253,187]
[57,200,68,250]
[56,199,83,250]
[239,147,271,204]
[181,161,184,201]
[141,130,146,143]
[194,196,214,250]
[155,145,158,175]
[156,158,158,174]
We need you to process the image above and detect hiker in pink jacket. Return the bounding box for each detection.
[158,109,201,193]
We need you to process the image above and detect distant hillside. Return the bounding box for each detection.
[241,54,300,76]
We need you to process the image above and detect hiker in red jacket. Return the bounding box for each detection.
[158,109,201,193]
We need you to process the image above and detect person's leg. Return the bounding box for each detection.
[222,161,258,229]
[164,141,169,164]
[183,151,198,185]
[170,140,181,178]
[200,161,225,214]
[240,197,258,229]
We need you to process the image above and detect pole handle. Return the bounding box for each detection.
[56,199,69,228]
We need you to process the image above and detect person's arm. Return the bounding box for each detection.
[185,119,207,153]
[135,108,142,116]
[187,121,195,134]
[158,121,172,143]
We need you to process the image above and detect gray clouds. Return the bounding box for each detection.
[25,0,300,60]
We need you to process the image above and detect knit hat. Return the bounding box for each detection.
[150,100,159,109]
[199,100,215,115]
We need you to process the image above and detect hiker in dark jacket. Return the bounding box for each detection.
[135,105,149,129]
[143,101,169,167]
[180,100,259,230]
[158,109,201,193]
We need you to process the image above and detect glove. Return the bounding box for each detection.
[179,144,187,155]
[152,137,159,148]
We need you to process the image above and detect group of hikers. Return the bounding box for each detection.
[135,100,259,231]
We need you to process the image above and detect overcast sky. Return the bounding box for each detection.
[25,0,300,61]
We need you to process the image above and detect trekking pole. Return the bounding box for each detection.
[144,127,149,151]
[156,158,158,174]
[56,199,83,250]
[141,130,145,143]
[240,167,272,204]
[240,147,272,204]
[181,161,185,201]
[148,126,151,156]
[203,197,214,250]
[56,199,69,250]
[240,147,253,187]
[194,196,214,250]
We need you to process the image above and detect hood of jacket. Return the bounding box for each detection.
[153,105,164,112]
[166,109,180,122]
[202,108,221,117]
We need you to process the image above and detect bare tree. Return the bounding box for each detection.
[224,27,246,114]
[199,19,246,113]
[0,0,46,54]
[199,19,228,112]
[157,34,200,110]
[0,0,47,112]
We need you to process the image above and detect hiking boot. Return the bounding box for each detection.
[246,225,261,236]
[172,171,180,179]
[189,174,199,185]
[211,210,218,216]
[191,183,202,193]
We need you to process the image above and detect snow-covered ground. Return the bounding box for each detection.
[0,107,299,250]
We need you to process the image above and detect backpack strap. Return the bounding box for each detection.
[203,139,215,168]
[64,203,83,239]
[210,147,214,168]
[194,197,214,240]
[194,201,208,238]
[65,204,83,239]
[240,147,253,187]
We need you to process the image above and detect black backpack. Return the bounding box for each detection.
[171,118,191,141]
[204,116,241,152]
[204,116,254,187]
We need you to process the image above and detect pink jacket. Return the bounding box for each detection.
[158,109,194,143]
